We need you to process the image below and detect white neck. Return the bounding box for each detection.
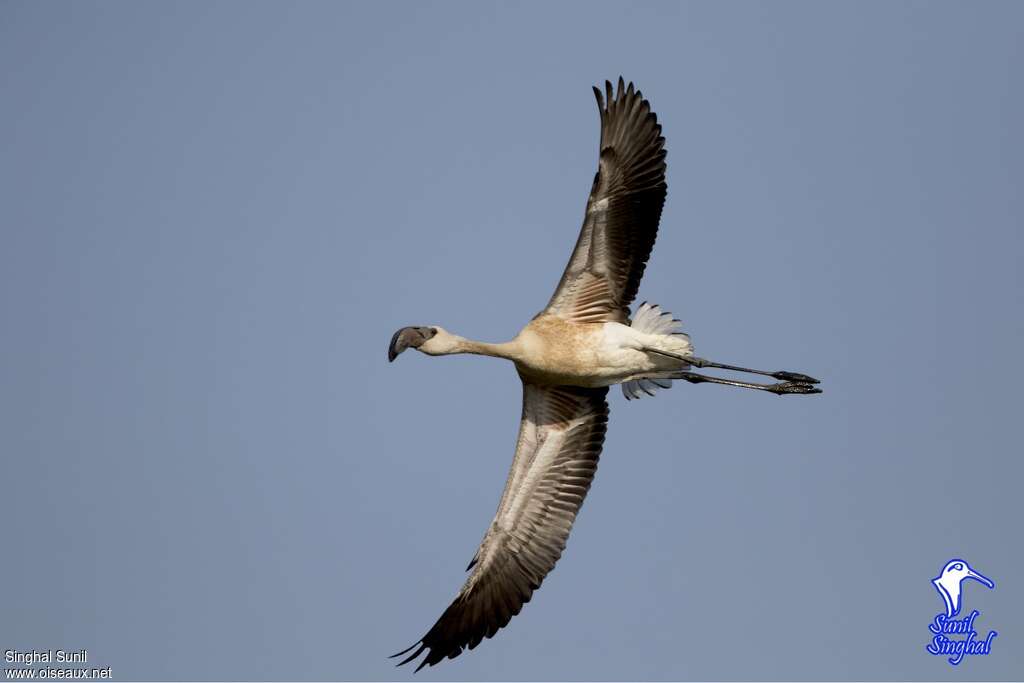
[454,336,520,361]
[421,330,521,362]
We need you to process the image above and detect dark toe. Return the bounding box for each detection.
[772,382,823,396]
[773,371,820,384]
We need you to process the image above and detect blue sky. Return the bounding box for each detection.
[2,1,1022,680]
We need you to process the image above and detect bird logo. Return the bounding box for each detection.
[932,559,994,618]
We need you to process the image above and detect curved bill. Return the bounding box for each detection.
[388,326,436,362]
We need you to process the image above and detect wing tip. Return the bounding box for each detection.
[390,641,422,659]
[393,639,464,672]
[391,641,429,669]
[592,77,654,108]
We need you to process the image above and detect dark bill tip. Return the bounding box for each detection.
[387,328,404,362]
[388,326,437,362]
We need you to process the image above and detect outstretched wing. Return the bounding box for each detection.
[393,382,609,671]
[545,77,668,324]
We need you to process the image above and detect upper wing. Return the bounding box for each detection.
[545,78,668,324]
[394,382,609,671]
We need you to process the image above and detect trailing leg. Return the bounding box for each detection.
[685,356,819,384]
[670,371,822,396]
[644,349,820,385]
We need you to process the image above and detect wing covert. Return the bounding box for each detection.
[545,77,668,323]
[393,382,609,671]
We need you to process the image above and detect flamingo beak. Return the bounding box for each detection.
[388,326,436,362]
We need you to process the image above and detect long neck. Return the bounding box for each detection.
[447,335,520,361]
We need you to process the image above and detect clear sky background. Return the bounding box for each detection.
[2,2,1022,681]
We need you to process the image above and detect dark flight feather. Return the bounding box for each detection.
[393,383,609,670]
[545,77,668,323]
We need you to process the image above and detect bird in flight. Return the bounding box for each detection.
[388,77,821,671]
